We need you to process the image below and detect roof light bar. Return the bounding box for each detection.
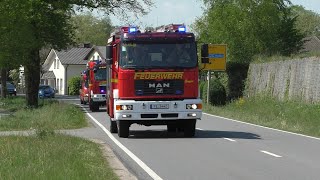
[129,27,137,33]
[178,26,186,32]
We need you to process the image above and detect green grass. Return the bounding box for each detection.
[0,134,119,180]
[0,96,26,112]
[204,96,320,137]
[0,101,88,131]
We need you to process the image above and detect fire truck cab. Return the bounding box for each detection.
[86,60,107,112]
[105,25,202,138]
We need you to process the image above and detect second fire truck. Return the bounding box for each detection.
[85,60,107,112]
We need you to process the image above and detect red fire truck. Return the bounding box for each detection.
[86,60,107,112]
[105,25,202,138]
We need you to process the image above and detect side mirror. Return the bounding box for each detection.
[201,44,209,63]
[105,45,113,65]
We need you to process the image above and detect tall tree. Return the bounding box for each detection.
[71,12,113,46]
[291,5,320,37]
[193,0,304,62]
[192,0,304,100]
[0,0,34,98]
[0,0,152,107]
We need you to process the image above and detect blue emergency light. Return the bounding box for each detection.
[178,26,186,32]
[129,27,137,33]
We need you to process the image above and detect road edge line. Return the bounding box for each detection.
[82,107,163,180]
[203,113,320,141]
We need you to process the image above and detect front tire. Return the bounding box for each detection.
[110,120,118,133]
[184,119,196,137]
[118,121,130,138]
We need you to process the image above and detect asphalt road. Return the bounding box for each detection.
[60,96,320,180]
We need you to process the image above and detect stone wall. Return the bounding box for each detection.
[246,57,320,103]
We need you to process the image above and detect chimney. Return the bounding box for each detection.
[83,43,92,48]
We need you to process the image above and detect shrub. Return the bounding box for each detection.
[199,81,206,100]
[226,61,249,100]
[202,79,226,106]
[68,76,81,95]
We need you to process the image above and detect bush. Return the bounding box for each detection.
[68,76,81,95]
[199,81,206,100]
[202,79,226,106]
[226,61,249,100]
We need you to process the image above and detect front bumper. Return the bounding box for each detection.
[114,99,202,121]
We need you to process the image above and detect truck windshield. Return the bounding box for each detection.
[120,42,197,69]
[94,68,106,81]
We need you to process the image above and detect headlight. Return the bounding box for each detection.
[116,105,133,111]
[85,94,89,97]
[93,94,98,98]
[186,104,202,109]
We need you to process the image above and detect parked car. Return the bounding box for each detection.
[38,85,55,98]
[0,82,17,96]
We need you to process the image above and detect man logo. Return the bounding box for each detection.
[156,88,163,93]
[148,83,170,88]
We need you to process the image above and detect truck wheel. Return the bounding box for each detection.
[118,121,130,138]
[184,119,196,137]
[93,104,99,111]
[167,124,177,132]
[110,120,118,133]
[80,99,83,104]
[83,101,87,105]
[90,102,99,112]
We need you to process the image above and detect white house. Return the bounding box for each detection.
[41,47,92,95]
[84,46,107,61]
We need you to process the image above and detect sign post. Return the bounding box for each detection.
[201,44,227,104]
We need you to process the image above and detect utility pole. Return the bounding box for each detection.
[207,70,210,104]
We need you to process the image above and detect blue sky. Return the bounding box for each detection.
[110,0,320,27]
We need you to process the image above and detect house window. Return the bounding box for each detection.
[60,78,63,92]
[97,55,100,60]
[57,59,59,69]
[54,59,56,69]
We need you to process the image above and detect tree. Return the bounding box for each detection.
[291,5,320,37]
[0,0,34,98]
[0,0,152,107]
[71,12,113,46]
[192,0,304,99]
[193,0,304,62]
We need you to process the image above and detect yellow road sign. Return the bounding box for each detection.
[202,44,227,71]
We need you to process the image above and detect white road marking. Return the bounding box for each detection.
[81,106,163,180]
[204,113,320,141]
[196,128,204,131]
[260,150,282,158]
[223,138,236,142]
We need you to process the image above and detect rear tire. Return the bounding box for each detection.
[184,119,196,137]
[118,121,130,138]
[110,120,118,133]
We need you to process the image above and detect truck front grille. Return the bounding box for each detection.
[135,80,184,96]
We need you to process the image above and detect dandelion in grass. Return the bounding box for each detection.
[236,97,245,107]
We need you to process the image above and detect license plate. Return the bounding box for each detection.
[150,104,169,109]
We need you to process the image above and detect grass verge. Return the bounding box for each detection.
[0,99,87,131]
[0,96,26,112]
[0,134,119,180]
[203,96,320,137]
